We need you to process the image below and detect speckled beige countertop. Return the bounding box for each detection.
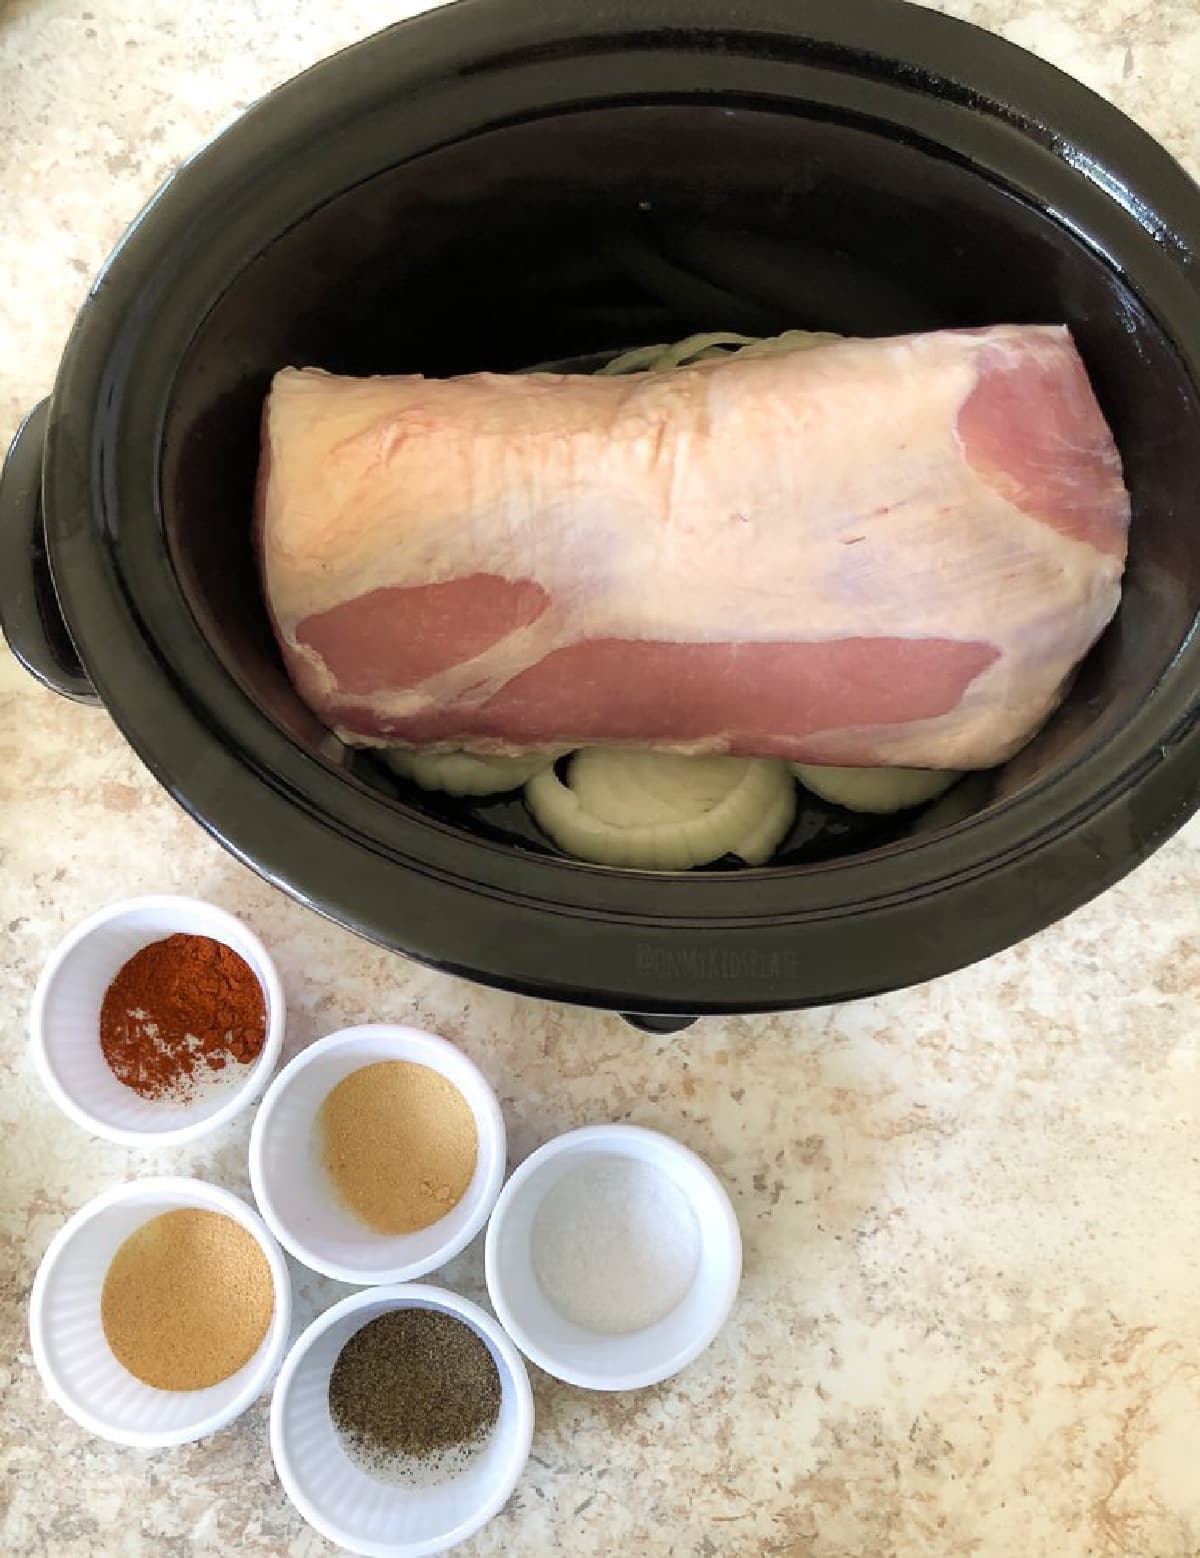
[2,2,1199,1554]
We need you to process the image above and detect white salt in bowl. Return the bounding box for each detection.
[29,1176,292,1447]
[249,1025,506,1284]
[485,1122,741,1391]
[30,894,285,1148]
[271,1282,533,1558]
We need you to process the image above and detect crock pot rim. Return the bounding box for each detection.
[34,0,1200,1010]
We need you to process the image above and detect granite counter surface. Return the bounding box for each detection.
[2,2,1199,1554]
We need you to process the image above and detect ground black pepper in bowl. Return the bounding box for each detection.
[328,1308,502,1483]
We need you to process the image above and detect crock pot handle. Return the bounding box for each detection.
[0,401,99,704]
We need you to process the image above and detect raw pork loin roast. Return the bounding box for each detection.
[257,325,1129,769]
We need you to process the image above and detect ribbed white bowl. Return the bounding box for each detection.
[271,1284,533,1558]
[30,895,285,1148]
[249,1026,506,1284]
[485,1123,742,1391]
[29,1177,292,1447]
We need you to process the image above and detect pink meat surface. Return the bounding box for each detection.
[257,326,1129,768]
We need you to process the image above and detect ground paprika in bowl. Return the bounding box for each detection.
[30,895,286,1148]
[99,932,267,1101]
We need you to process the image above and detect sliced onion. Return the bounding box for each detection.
[525,748,795,869]
[791,763,960,814]
[909,772,993,835]
[734,329,844,359]
[598,332,758,376]
[598,328,840,378]
[733,777,800,863]
[384,748,556,797]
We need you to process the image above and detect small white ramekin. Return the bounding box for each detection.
[29,894,285,1148]
[249,1025,506,1284]
[485,1122,741,1391]
[29,1176,292,1448]
[271,1283,533,1558]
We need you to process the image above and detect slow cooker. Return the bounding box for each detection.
[2,0,1198,1026]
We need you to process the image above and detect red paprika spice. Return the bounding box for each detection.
[99,933,267,1099]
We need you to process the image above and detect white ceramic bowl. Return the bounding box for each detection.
[271,1283,533,1558]
[30,894,285,1148]
[249,1025,506,1284]
[485,1122,741,1391]
[29,1176,292,1448]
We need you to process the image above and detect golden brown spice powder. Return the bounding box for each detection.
[101,1209,274,1391]
[319,1061,478,1235]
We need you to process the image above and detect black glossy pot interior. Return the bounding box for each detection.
[161,103,1200,870]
